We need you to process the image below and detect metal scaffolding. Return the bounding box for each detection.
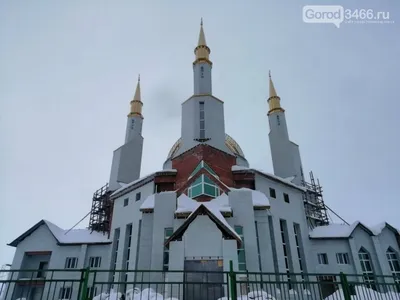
[88,183,113,235]
[302,171,330,228]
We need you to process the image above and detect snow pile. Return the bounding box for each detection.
[175,194,202,214]
[93,288,178,300]
[217,290,276,300]
[324,286,400,300]
[248,290,276,299]
[140,194,156,210]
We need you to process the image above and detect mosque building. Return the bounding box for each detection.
[5,21,400,300]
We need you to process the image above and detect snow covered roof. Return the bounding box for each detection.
[174,189,269,215]
[139,192,177,212]
[309,221,400,239]
[231,165,306,192]
[111,169,177,198]
[229,188,270,209]
[175,193,232,215]
[8,220,111,247]
[165,204,242,247]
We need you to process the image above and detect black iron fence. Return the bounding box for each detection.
[1,265,399,300]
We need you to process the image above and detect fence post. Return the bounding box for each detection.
[339,272,351,300]
[79,268,90,300]
[229,260,237,300]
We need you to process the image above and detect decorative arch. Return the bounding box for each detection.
[386,247,400,285]
[358,247,376,290]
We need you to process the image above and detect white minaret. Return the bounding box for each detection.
[109,76,144,191]
[175,19,229,157]
[268,72,304,185]
[125,75,143,142]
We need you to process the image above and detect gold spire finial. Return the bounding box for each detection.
[267,71,284,115]
[194,19,212,66]
[128,75,143,118]
[269,71,277,98]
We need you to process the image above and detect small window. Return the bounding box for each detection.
[269,188,276,198]
[123,198,129,207]
[131,119,135,129]
[59,287,72,299]
[135,192,141,201]
[283,193,290,203]
[318,253,329,265]
[64,257,78,269]
[89,256,102,268]
[336,253,350,265]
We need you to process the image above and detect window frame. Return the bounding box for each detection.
[283,193,290,203]
[64,257,78,269]
[336,253,350,265]
[269,188,276,198]
[317,253,329,265]
[89,256,102,268]
[135,192,141,201]
[123,198,129,207]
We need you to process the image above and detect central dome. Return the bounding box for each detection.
[166,133,245,160]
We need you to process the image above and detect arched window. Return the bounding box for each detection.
[386,248,400,290]
[358,248,376,290]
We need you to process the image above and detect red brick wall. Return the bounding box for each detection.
[172,144,236,190]
[233,173,255,189]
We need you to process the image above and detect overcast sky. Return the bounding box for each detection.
[1,0,399,267]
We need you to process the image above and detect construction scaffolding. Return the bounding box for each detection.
[88,183,113,235]
[302,171,329,228]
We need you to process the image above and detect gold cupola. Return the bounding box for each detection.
[267,71,285,115]
[193,18,212,66]
[128,75,143,118]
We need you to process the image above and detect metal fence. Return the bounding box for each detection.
[1,265,399,300]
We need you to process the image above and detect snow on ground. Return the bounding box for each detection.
[325,286,400,300]
[93,288,178,300]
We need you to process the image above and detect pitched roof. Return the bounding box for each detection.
[309,221,385,239]
[165,204,242,247]
[176,167,230,195]
[231,165,306,192]
[8,220,111,247]
[111,169,177,198]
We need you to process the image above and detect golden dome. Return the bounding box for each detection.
[167,134,245,160]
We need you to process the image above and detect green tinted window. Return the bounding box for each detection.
[234,226,243,235]
[190,161,203,177]
[203,175,214,184]
[238,250,246,263]
[191,184,203,197]
[204,184,217,196]
[165,228,173,238]
[192,176,203,186]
